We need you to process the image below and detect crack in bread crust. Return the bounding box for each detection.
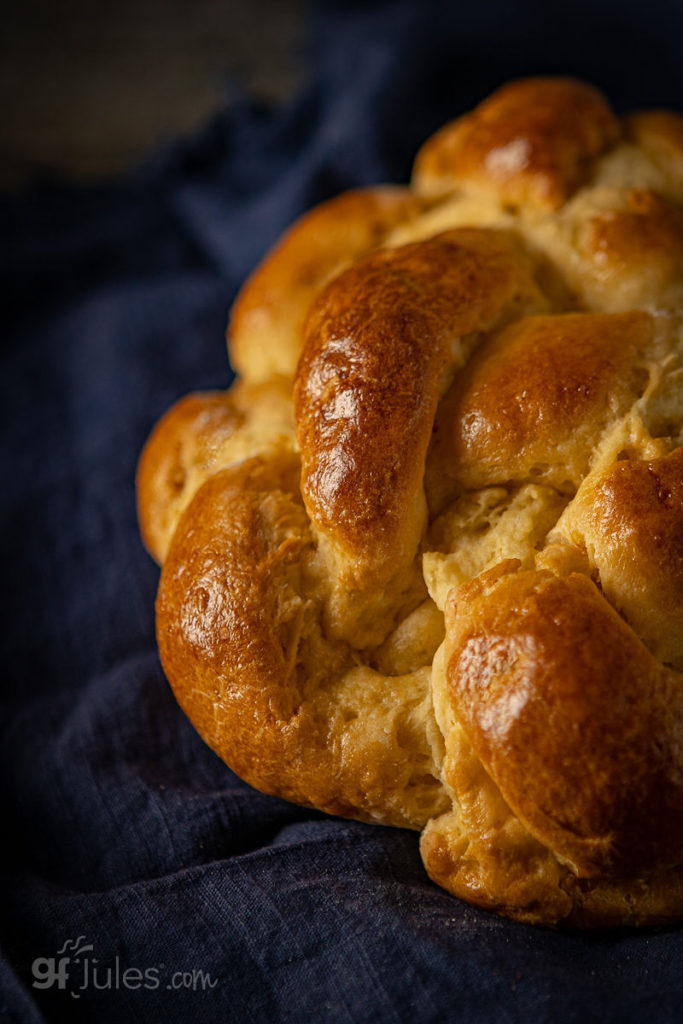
[138,77,683,928]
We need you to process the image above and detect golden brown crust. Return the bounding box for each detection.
[156,456,334,807]
[228,187,429,382]
[294,230,545,583]
[572,189,683,311]
[440,311,655,491]
[136,378,295,563]
[555,447,683,668]
[137,391,243,563]
[420,728,577,926]
[625,111,683,201]
[420,725,683,928]
[138,77,683,929]
[442,563,683,880]
[413,77,619,209]
[157,456,448,828]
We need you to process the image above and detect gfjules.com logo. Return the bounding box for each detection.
[31,936,218,998]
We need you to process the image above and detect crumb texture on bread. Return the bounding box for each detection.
[138,77,683,927]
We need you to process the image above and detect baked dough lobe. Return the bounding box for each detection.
[413,77,619,209]
[442,563,683,880]
[441,310,657,490]
[157,455,448,829]
[294,230,546,641]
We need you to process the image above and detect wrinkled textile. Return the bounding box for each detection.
[2,2,683,1021]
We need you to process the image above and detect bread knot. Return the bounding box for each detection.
[138,78,683,927]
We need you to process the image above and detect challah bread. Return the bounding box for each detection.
[137,77,683,927]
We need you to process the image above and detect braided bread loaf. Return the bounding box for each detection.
[137,78,683,927]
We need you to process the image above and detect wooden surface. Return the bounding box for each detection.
[1,0,307,189]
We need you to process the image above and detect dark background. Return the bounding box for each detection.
[3,0,683,191]
[2,1,683,1021]
[1,0,307,189]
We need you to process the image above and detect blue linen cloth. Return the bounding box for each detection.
[2,2,683,1020]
